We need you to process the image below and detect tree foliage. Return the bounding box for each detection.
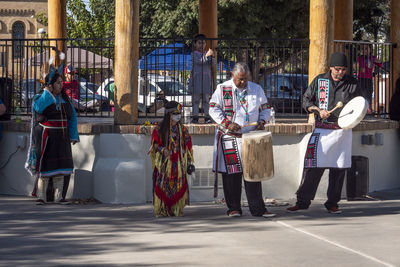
[66,0,115,39]
[353,0,390,42]
[139,0,309,39]
[36,0,392,45]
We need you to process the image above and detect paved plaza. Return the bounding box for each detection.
[0,190,399,267]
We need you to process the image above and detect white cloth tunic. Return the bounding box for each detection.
[209,79,271,173]
[304,127,352,168]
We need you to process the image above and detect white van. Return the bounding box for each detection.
[97,75,192,112]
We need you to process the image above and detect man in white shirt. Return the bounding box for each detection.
[209,62,275,218]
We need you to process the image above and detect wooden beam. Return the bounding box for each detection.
[308,0,335,124]
[309,0,335,82]
[48,0,66,63]
[391,0,400,101]
[199,0,218,88]
[334,0,353,41]
[114,0,139,124]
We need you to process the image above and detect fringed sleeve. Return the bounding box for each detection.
[179,125,194,176]
[149,128,164,172]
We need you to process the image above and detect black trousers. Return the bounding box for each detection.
[222,172,266,216]
[62,175,70,200]
[45,175,70,202]
[296,168,346,209]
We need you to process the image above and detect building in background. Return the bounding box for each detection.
[0,0,47,40]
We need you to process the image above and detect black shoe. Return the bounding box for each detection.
[205,116,213,123]
[191,117,199,123]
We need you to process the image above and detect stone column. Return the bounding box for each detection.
[114,0,140,124]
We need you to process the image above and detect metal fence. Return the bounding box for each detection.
[0,37,395,120]
[334,40,394,116]
[137,38,309,119]
[0,38,114,117]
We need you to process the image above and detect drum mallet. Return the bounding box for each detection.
[242,122,259,128]
[327,101,343,114]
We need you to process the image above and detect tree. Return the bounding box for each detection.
[66,0,115,40]
[139,0,309,39]
[353,0,390,42]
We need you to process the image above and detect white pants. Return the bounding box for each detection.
[37,176,64,202]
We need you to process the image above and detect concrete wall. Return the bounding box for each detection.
[0,128,399,203]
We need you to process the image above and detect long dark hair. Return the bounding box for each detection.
[40,72,71,104]
[158,101,180,146]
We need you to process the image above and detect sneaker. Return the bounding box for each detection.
[57,199,71,205]
[191,117,199,124]
[262,211,276,218]
[36,199,45,205]
[327,206,342,214]
[228,210,242,217]
[286,205,307,213]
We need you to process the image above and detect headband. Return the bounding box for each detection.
[38,48,65,85]
[165,103,182,113]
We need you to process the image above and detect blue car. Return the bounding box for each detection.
[260,73,308,113]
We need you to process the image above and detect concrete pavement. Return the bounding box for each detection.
[0,190,399,267]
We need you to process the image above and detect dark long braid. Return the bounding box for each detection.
[158,101,180,146]
[42,72,72,138]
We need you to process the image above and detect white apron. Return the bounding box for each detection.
[304,127,352,168]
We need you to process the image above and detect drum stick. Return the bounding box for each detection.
[327,101,343,114]
[242,122,258,128]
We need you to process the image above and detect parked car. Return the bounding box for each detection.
[260,73,308,113]
[80,82,99,93]
[97,75,192,113]
[139,75,192,109]
[97,77,114,100]
[78,83,111,112]
[20,79,41,110]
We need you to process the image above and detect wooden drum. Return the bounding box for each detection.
[242,131,274,182]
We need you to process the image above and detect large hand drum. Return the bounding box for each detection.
[338,96,368,129]
[242,131,274,182]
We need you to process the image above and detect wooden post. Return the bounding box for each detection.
[334,0,353,41]
[199,0,218,88]
[308,0,335,124]
[114,0,139,124]
[48,0,67,63]
[309,0,335,81]
[391,0,400,101]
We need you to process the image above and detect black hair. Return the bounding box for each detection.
[193,34,207,48]
[194,33,206,41]
[46,72,61,86]
[158,101,180,146]
[41,72,70,104]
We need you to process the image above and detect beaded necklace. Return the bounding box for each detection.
[235,88,249,124]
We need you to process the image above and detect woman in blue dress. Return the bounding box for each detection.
[26,61,79,204]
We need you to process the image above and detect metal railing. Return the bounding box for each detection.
[137,38,309,119]
[0,38,114,117]
[0,37,395,120]
[334,40,395,116]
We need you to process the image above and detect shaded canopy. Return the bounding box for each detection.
[27,47,113,69]
[138,43,235,71]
